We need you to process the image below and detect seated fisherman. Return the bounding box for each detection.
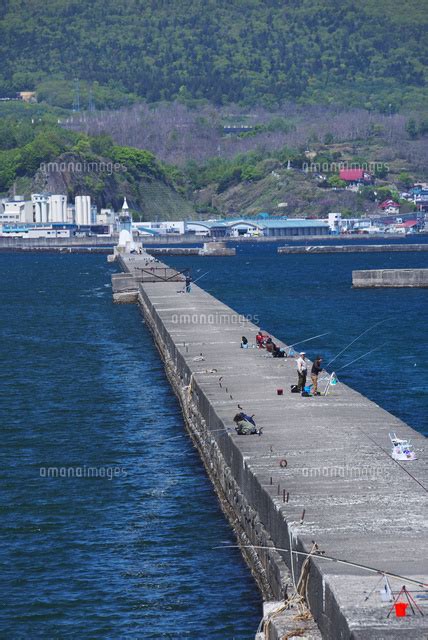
[265,337,275,353]
[256,330,266,348]
[240,336,249,349]
[233,412,262,435]
[272,344,286,358]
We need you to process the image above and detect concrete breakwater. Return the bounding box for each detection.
[114,251,428,639]
[353,269,428,288]
[278,244,428,254]
[147,242,236,257]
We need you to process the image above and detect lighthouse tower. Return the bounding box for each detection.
[115,195,141,255]
[119,197,131,233]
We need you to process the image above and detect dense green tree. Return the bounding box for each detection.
[0,0,426,109]
[406,119,418,139]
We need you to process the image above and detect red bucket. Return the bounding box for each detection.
[394,602,408,617]
[277,388,283,395]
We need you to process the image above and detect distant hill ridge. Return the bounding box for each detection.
[0,0,426,110]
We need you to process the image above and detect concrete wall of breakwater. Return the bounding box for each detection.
[0,236,117,249]
[353,269,428,288]
[278,244,428,254]
[115,253,428,639]
[2,233,428,251]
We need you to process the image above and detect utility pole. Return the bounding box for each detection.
[72,78,80,112]
[88,84,95,112]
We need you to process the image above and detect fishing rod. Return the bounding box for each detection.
[192,270,210,285]
[288,331,331,352]
[214,544,427,588]
[318,343,386,385]
[335,343,386,373]
[325,318,392,368]
[177,270,210,292]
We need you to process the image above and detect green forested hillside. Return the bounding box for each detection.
[0,0,426,110]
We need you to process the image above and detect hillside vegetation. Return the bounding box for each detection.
[1,104,425,220]
[0,112,195,219]
[0,0,426,110]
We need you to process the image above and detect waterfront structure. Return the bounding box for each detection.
[279,244,428,254]
[32,193,67,223]
[327,212,342,233]
[353,268,428,287]
[74,195,92,226]
[0,224,72,238]
[132,220,186,235]
[32,194,50,223]
[0,197,33,224]
[186,218,330,237]
[97,208,115,225]
[112,249,428,639]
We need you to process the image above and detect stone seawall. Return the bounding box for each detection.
[114,252,428,639]
[353,269,428,288]
[278,244,428,254]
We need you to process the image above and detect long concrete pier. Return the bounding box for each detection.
[353,269,428,288]
[114,251,427,639]
[278,244,428,254]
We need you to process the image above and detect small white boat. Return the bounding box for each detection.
[389,432,417,461]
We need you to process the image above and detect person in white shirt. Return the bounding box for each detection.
[296,352,307,392]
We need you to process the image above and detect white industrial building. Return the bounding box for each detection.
[185,218,330,237]
[132,220,185,236]
[32,193,67,223]
[97,208,115,225]
[74,195,92,225]
[0,197,33,224]
[0,193,96,228]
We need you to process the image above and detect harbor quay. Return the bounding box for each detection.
[352,269,428,288]
[114,251,427,639]
[278,244,428,254]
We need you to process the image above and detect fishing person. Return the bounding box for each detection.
[233,412,262,435]
[296,352,307,393]
[185,273,192,293]
[311,356,323,396]
[240,336,249,349]
[256,330,267,348]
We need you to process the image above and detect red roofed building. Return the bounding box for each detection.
[379,199,400,214]
[392,219,419,234]
[339,169,373,184]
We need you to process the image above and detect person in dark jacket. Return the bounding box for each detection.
[311,356,323,395]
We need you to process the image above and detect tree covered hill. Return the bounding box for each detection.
[0,0,426,110]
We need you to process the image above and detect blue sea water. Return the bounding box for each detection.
[164,242,428,437]
[1,244,427,639]
[0,254,262,639]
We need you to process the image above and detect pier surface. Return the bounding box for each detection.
[278,244,428,254]
[116,252,427,639]
[353,269,428,288]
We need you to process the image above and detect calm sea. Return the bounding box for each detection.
[0,254,262,639]
[1,244,427,639]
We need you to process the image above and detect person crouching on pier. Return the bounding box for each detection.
[296,352,307,392]
[240,336,249,349]
[311,356,323,396]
